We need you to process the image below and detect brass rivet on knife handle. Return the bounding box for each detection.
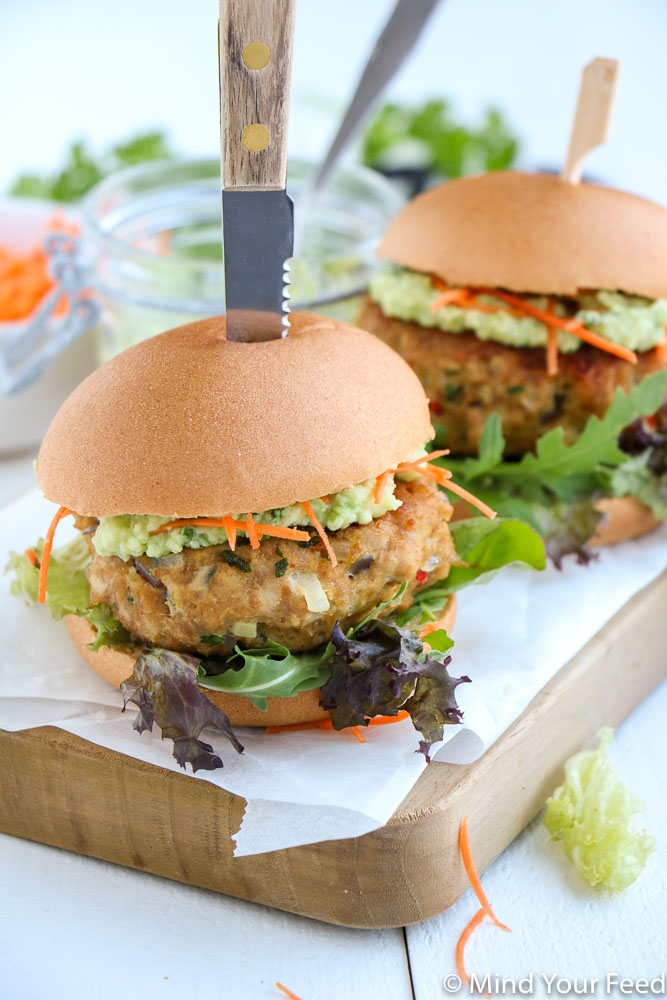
[242,123,271,153]
[219,0,296,191]
[561,57,620,185]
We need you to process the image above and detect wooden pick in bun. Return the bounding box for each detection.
[359,171,667,554]
[25,311,486,768]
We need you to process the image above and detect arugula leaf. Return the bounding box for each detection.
[199,641,331,711]
[121,648,244,772]
[5,535,91,619]
[445,372,667,501]
[86,604,136,652]
[321,621,469,760]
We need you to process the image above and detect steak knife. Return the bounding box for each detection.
[219,0,296,341]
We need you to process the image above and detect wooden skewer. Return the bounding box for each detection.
[561,57,620,185]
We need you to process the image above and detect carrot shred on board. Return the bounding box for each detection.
[475,287,638,364]
[24,548,39,568]
[459,816,511,932]
[374,469,391,505]
[37,506,72,604]
[456,907,490,994]
[300,500,337,568]
[276,983,304,1000]
[222,515,236,552]
[265,712,408,737]
[351,726,367,743]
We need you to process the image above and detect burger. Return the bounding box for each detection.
[358,171,667,562]
[8,313,543,770]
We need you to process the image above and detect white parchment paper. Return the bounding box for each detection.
[1,490,665,856]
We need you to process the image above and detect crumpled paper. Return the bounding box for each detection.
[1,490,665,856]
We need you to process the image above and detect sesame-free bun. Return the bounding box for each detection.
[37,313,432,518]
[64,594,457,728]
[377,171,667,300]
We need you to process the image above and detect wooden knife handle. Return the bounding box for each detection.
[219,0,296,191]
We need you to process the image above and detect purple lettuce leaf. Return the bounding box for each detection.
[120,648,244,772]
[320,621,469,760]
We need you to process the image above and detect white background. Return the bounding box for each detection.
[1,1,667,996]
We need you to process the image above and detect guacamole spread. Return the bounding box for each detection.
[369,266,667,354]
[92,449,429,561]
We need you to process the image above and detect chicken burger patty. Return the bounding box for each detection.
[359,298,664,456]
[82,479,457,655]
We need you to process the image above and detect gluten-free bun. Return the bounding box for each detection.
[64,594,458,728]
[378,171,667,300]
[37,313,432,518]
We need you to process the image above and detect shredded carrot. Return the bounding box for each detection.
[265,711,409,737]
[276,983,304,1000]
[430,276,639,368]
[319,495,330,505]
[148,517,310,544]
[418,621,443,639]
[459,817,511,932]
[367,710,410,726]
[245,513,259,550]
[657,332,667,363]
[300,500,337,568]
[546,295,559,377]
[37,507,72,604]
[24,547,39,568]
[416,463,497,519]
[475,287,638,364]
[222,515,236,551]
[374,469,391,505]
[392,449,450,473]
[456,907,489,993]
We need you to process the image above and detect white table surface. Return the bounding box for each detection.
[1,454,666,998]
[2,1,667,994]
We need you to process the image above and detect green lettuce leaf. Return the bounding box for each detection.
[395,517,545,627]
[5,535,91,619]
[544,728,656,892]
[86,604,136,652]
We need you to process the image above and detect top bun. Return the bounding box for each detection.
[377,171,667,299]
[37,312,432,517]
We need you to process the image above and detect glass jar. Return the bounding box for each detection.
[78,158,405,363]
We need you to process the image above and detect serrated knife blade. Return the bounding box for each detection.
[222,189,293,342]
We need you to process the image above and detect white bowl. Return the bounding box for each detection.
[0,198,97,456]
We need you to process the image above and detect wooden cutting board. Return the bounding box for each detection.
[1,570,665,929]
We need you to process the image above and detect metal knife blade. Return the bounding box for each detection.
[222,189,293,342]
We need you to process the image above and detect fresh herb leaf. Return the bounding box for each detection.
[222,550,252,573]
[121,648,243,772]
[275,557,289,578]
[200,634,226,646]
[362,99,518,180]
[9,132,175,203]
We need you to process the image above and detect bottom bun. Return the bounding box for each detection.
[450,497,659,547]
[64,593,458,728]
